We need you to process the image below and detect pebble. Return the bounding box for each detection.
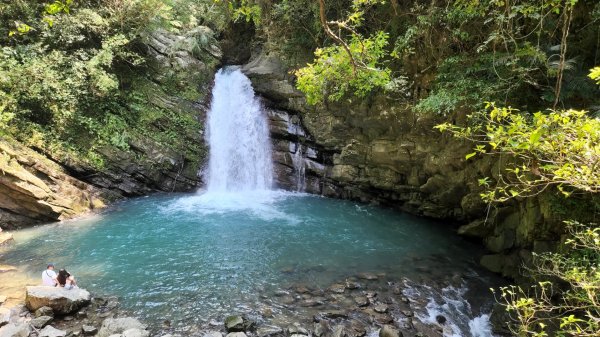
[82,325,98,335]
[288,324,309,335]
[345,281,361,290]
[329,284,346,294]
[354,296,369,307]
[357,273,378,280]
[379,325,402,337]
[256,326,283,337]
[401,310,414,317]
[374,304,388,313]
[31,316,53,329]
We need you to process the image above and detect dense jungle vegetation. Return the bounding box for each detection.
[1,0,599,336]
[0,0,226,168]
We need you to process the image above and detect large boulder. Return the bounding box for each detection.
[98,317,148,337]
[25,286,91,315]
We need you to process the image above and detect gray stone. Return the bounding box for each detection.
[345,281,360,290]
[122,329,149,337]
[203,331,222,337]
[299,299,323,307]
[357,273,378,280]
[98,317,147,337]
[0,323,30,337]
[346,321,366,337]
[0,307,10,327]
[82,325,98,335]
[354,296,368,307]
[39,325,67,337]
[315,310,348,321]
[31,315,53,329]
[225,333,247,337]
[401,310,413,317]
[331,325,345,337]
[287,325,309,336]
[256,326,283,337]
[35,306,54,318]
[26,287,91,315]
[379,325,401,337]
[329,284,345,294]
[224,315,244,332]
[373,304,388,313]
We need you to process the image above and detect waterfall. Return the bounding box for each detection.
[292,144,306,192]
[205,67,273,192]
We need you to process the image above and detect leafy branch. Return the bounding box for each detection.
[436,102,600,202]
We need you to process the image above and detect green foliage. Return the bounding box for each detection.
[0,0,224,168]
[495,221,599,337]
[293,0,393,104]
[295,31,391,105]
[437,103,600,202]
[589,67,600,84]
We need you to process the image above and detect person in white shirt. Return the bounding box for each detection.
[42,263,57,286]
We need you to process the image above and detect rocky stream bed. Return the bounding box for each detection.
[0,257,508,337]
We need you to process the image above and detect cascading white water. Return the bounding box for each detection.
[205,67,273,192]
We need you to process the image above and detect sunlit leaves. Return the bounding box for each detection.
[296,31,391,105]
[589,67,600,85]
[437,102,600,202]
[494,221,599,337]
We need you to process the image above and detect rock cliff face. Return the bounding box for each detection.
[242,52,564,280]
[0,139,106,229]
[0,28,221,230]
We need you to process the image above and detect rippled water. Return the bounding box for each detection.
[0,191,502,336]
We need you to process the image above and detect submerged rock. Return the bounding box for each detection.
[256,326,283,337]
[374,304,389,313]
[287,324,309,336]
[226,332,247,337]
[379,325,401,337]
[26,286,91,314]
[98,317,147,337]
[224,315,245,332]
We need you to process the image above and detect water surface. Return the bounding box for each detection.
[1,191,499,336]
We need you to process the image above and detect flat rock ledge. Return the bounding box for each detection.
[25,286,91,315]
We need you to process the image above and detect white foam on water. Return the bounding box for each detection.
[469,314,494,337]
[166,189,308,223]
[407,282,497,337]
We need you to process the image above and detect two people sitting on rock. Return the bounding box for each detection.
[41,263,78,289]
